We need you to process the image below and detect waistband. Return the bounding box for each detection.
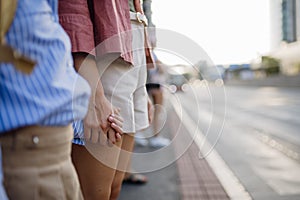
[0,125,73,150]
[129,11,148,26]
[0,125,73,168]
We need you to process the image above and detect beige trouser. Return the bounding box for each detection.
[0,125,83,200]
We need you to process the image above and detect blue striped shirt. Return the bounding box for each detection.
[73,120,85,145]
[0,0,91,133]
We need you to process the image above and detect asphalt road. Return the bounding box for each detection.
[175,83,300,200]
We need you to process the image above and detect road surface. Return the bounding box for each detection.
[174,83,300,200]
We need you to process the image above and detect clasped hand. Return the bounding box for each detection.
[84,94,123,145]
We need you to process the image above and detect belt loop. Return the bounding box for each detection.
[136,12,143,24]
[130,11,148,26]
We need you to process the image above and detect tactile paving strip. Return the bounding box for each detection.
[169,109,229,200]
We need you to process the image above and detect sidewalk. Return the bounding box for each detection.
[119,104,230,200]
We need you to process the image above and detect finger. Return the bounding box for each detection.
[84,126,91,141]
[115,132,122,142]
[107,128,116,144]
[108,116,123,128]
[111,123,123,135]
[90,128,99,143]
[114,107,121,115]
[111,113,124,123]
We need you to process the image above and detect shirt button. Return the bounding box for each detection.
[32,136,39,144]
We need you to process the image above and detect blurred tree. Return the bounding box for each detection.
[261,56,281,76]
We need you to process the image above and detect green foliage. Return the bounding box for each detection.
[261,56,281,76]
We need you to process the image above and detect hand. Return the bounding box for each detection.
[84,88,123,144]
[73,53,124,144]
[108,113,124,136]
[83,102,103,143]
[94,95,124,144]
[105,112,124,145]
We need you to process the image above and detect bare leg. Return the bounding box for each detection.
[151,88,163,136]
[72,135,122,200]
[110,134,135,200]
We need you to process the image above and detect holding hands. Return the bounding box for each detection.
[73,53,123,145]
[84,91,124,144]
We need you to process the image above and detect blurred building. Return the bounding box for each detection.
[270,0,283,50]
[269,0,300,75]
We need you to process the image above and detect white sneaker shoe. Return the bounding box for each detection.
[148,137,170,148]
[135,137,149,147]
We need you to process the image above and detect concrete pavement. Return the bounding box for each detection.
[173,84,300,200]
[120,74,300,200]
[119,100,232,200]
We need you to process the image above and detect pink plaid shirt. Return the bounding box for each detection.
[59,0,133,64]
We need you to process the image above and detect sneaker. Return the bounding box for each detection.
[123,173,148,185]
[135,137,148,147]
[148,137,170,148]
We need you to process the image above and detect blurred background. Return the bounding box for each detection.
[154,0,300,198]
[121,1,300,200]
[153,0,300,78]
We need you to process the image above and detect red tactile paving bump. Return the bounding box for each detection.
[169,111,229,200]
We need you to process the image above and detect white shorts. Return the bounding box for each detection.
[98,21,148,133]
